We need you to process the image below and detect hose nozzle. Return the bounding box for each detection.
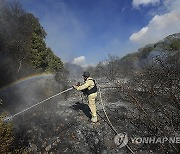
[3,116,13,122]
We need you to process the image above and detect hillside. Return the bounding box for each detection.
[0,1,65,88]
[64,62,83,78]
[116,33,180,77]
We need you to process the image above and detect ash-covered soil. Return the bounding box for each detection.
[0,76,166,154]
[10,89,136,154]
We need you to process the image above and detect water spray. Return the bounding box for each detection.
[3,87,73,122]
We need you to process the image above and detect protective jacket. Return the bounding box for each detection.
[74,77,97,96]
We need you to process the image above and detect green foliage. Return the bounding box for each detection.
[29,34,63,71]
[0,1,64,87]
[137,46,153,59]
[0,113,13,153]
[169,39,180,51]
[46,48,63,72]
[0,108,27,153]
[121,52,138,62]
[27,14,63,72]
[29,33,47,70]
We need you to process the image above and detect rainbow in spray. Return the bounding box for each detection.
[0,72,54,93]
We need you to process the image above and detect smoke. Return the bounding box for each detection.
[0,74,68,114]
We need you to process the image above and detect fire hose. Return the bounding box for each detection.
[98,86,135,154]
[3,87,73,122]
[3,85,135,153]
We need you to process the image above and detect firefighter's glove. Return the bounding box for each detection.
[76,82,81,86]
[72,85,78,90]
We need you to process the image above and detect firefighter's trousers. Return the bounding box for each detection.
[88,92,97,117]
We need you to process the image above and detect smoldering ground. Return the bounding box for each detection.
[0,73,75,149]
[0,65,133,153]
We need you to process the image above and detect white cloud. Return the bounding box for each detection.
[130,27,148,42]
[72,56,96,68]
[130,11,180,45]
[132,0,160,7]
[72,56,86,67]
[163,0,180,12]
[130,0,180,46]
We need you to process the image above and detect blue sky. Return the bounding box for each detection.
[20,0,180,66]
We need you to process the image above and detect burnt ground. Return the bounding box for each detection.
[1,77,169,153]
[7,89,134,154]
[8,88,161,154]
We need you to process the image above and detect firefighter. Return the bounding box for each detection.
[73,72,98,123]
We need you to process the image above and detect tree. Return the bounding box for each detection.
[118,52,180,153]
[96,54,120,81]
[0,0,64,87]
